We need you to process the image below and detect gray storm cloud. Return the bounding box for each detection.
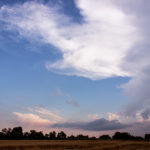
[118,0,150,116]
[141,108,150,120]
[52,118,129,131]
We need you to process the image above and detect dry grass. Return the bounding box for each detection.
[0,140,150,150]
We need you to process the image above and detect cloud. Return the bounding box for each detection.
[65,93,79,107]
[13,106,64,127]
[134,109,150,122]
[125,121,150,136]
[88,114,100,120]
[27,106,64,122]
[13,109,150,134]
[0,0,150,118]
[0,0,139,80]
[52,88,65,97]
[116,1,150,117]
[52,118,129,131]
[13,112,53,127]
[66,99,79,107]
[122,68,150,116]
[108,112,120,121]
[56,88,64,96]
[52,88,79,107]
[141,108,150,120]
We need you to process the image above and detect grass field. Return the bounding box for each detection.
[0,140,150,150]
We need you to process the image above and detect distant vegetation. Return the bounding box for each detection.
[0,126,150,141]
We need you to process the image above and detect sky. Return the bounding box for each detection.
[1,0,150,136]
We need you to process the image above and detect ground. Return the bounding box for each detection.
[0,140,150,150]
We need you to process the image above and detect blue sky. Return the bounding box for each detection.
[1,0,150,136]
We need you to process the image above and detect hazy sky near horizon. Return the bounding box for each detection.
[1,0,150,136]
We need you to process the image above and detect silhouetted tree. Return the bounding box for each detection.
[0,132,5,139]
[112,132,131,140]
[1,128,12,139]
[29,130,37,139]
[45,133,49,139]
[0,126,148,141]
[24,132,30,139]
[57,131,66,140]
[99,135,111,140]
[11,127,23,139]
[90,136,97,140]
[6,128,12,139]
[49,131,56,140]
[131,136,143,141]
[28,130,44,139]
[76,134,89,140]
[145,134,150,141]
[68,135,75,140]
[1,128,7,139]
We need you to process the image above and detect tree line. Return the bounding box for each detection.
[0,126,150,141]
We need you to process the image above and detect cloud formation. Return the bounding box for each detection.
[0,0,139,80]
[0,0,150,118]
[13,112,53,127]
[88,114,100,120]
[141,108,150,120]
[66,99,79,107]
[13,106,64,127]
[52,118,129,131]
[108,112,120,121]
[27,106,64,122]
[53,88,79,107]
[122,69,150,116]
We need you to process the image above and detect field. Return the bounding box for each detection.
[0,140,150,150]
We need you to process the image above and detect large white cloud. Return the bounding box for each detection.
[1,0,150,118]
[0,0,139,79]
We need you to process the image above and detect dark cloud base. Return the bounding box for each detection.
[52,118,129,131]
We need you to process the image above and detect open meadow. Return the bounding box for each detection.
[0,140,150,150]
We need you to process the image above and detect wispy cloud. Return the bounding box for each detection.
[52,88,64,97]
[52,88,79,107]
[27,106,64,122]
[66,99,79,107]
[13,106,64,127]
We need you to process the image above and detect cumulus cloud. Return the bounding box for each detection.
[108,112,120,121]
[141,108,150,120]
[0,0,150,118]
[52,118,129,131]
[122,68,150,116]
[52,88,79,107]
[0,0,139,80]
[118,1,150,117]
[134,108,150,122]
